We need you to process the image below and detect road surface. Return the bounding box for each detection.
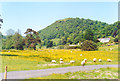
[0,64,118,79]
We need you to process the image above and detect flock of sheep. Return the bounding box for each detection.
[51,58,112,66]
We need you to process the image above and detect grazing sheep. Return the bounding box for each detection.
[81,60,85,66]
[110,48,113,51]
[51,60,56,63]
[70,60,75,63]
[84,59,87,62]
[60,58,63,61]
[80,54,82,56]
[99,59,102,62]
[107,59,112,62]
[93,58,97,62]
[60,61,63,64]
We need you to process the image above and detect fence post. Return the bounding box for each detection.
[4,66,7,81]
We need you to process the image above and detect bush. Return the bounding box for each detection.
[114,38,118,42]
[97,42,104,46]
[56,45,65,49]
[81,40,98,51]
[64,45,81,49]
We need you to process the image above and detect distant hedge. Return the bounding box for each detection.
[64,45,81,49]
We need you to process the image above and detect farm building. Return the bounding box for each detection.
[98,38,110,43]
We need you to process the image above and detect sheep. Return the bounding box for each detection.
[84,59,87,62]
[70,60,75,63]
[110,48,113,51]
[80,54,82,56]
[51,60,56,63]
[93,58,97,62]
[107,59,112,62]
[81,60,85,66]
[60,58,63,61]
[60,61,63,64]
[99,59,102,62]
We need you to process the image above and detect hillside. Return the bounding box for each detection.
[38,18,118,45]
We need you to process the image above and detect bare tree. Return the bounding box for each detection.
[6,29,15,36]
[17,29,21,35]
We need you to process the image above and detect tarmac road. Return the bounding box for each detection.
[0,64,118,79]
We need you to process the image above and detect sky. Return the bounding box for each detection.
[0,1,118,36]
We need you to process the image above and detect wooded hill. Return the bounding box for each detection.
[38,18,118,45]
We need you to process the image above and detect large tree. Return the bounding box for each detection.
[5,35,14,49]
[13,32,24,50]
[24,28,41,50]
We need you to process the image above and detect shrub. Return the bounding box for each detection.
[114,38,118,42]
[57,45,65,49]
[64,45,81,49]
[81,40,98,51]
[97,42,104,46]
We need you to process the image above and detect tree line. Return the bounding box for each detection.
[2,28,41,50]
[1,17,119,50]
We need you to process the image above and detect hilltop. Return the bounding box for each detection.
[38,18,118,45]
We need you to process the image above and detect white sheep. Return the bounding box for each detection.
[107,59,112,62]
[81,60,85,66]
[80,54,82,56]
[51,60,56,63]
[93,58,97,62]
[60,58,63,61]
[84,59,87,62]
[99,59,102,62]
[70,60,75,63]
[110,48,113,51]
[60,61,63,64]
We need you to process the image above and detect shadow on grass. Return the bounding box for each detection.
[0,54,19,56]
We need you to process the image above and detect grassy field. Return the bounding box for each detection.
[31,67,118,79]
[98,44,118,51]
[0,45,118,73]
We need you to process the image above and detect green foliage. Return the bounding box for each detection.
[51,38,62,46]
[97,42,104,46]
[46,40,53,48]
[5,35,15,49]
[57,45,65,49]
[24,28,41,50]
[13,32,24,50]
[84,28,97,42]
[114,37,118,42]
[81,40,98,51]
[38,18,118,46]
[64,45,81,49]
